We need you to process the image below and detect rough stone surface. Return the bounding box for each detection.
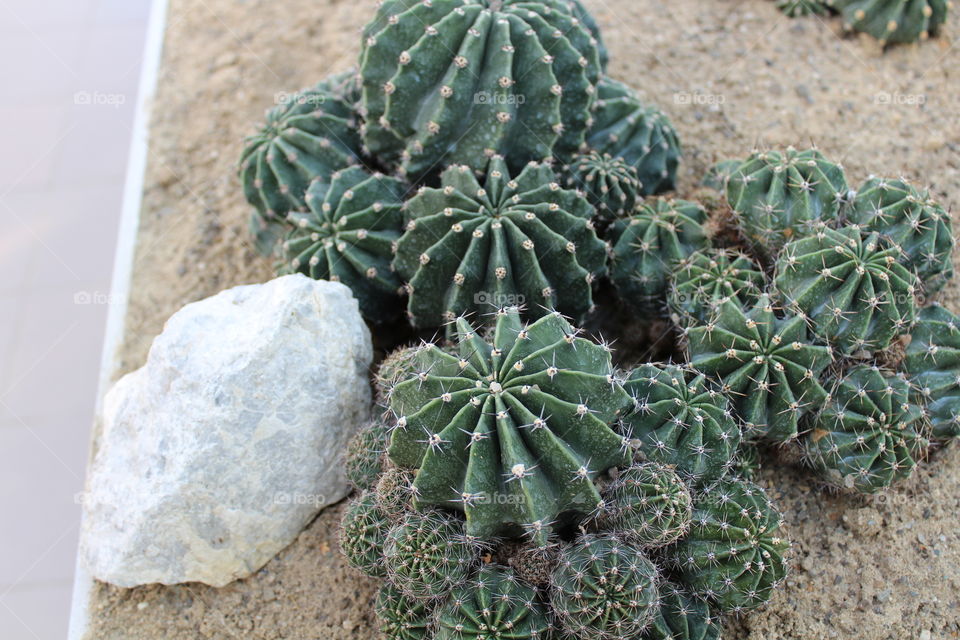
[81,275,372,587]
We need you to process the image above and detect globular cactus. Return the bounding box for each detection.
[358,0,603,179]
[701,158,742,192]
[668,248,766,327]
[280,166,407,320]
[392,157,607,329]
[386,307,632,543]
[686,295,833,442]
[383,510,478,600]
[375,581,433,640]
[773,225,919,354]
[434,564,551,639]
[565,150,642,221]
[725,147,848,258]
[844,176,954,295]
[602,463,693,547]
[642,583,722,640]
[551,534,661,639]
[622,363,742,483]
[610,199,711,311]
[586,78,681,196]
[730,442,763,481]
[775,0,831,15]
[346,420,390,491]
[671,479,790,612]
[901,304,960,439]
[804,365,929,493]
[375,465,418,516]
[339,490,391,577]
[375,345,423,407]
[240,71,363,254]
[828,0,949,44]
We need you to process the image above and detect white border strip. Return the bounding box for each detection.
[67,0,170,637]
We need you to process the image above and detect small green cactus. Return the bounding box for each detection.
[828,0,949,44]
[642,583,722,640]
[622,363,742,483]
[386,307,632,543]
[805,365,929,493]
[725,147,848,258]
[686,295,833,442]
[773,225,919,354]
[668,248,766,327]
[551,534,661,639]
[375,581,433,640]
[701,158,743,192]
[602,463,693,547]
[346,420,389,491]
[393,157,607,329]
[240,71,363,254]
[375,465,417,516]
[280,166,407,320]
[672,479,790,612]
[339,491,391,577]
[375,345,422,407]
[775,0,831,16]
[586,77,681,196]
[901,304,960,439]
[730,442,763,481]
[358,0,603,178]
[844,176,954,295]
[383,510,478,600]
[434,565,552,639]
[565,150,642,220]
[610,199,711,311]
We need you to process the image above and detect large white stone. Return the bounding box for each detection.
[81,275,372,587]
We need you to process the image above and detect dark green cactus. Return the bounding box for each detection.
[393,157,607,329]
[730,442,762,481]
[280,166,407,320]
[435,565,552,639]
[602,463,693,547]
[565,150,642,220]
[725,147,848,258]
[551,534,661,639]
[240,71,363,254]
[902,304,960,439]
[622,363,742,483]
[642,584,722,640]
[844,176,954,295]
[773,225,919,354]
[358,0,603,179]
[668,248,766,327]
[610,199,711,311]
[586,78,681,196]
[383,510,478,600]
[672,479,790,612]
[775,0,831,15]
[701,158,742,192]
[686,295,833,442]
[805,365,929,493]
[375,581,433,640]
[386,307,632,543]
[339,490,390,577]
[828,0,949,44]
[346,420,389,491]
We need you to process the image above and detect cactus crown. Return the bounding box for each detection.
[565,150,643,220]
[901,304,960,439]
[668,248,766,327]
[601,462,694,547]
[828,0,950,44]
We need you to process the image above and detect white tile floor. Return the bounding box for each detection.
[0,1,153,637]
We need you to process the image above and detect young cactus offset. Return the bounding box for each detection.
[622,363,742,483]
[668,248,766,327]
[686,295,833,442]
[773,225,918,354]
[346,420,390,491]
[901,304,960,439]
[375,581,433,640]
[642,584,722,640]
[565,150,643,221]
[339,491,391,577]
[393,157,607,329]
[805,365,929,493]
[280,167,407,320]
[586,77,682,196]
[671,479,790,612]
[386,307,632,543]
[701,158,742,192]
[725,147,848,258]
[240,71,363,253]
[828,0,949,44]
[358,0,603,178]
[775,0,832,16]
[602,462,694,547]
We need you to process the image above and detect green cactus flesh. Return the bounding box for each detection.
[668,248,766,327]
[339,491,391,577]
[829,0,949,43]
[393,157,607,329]
[603,463,693,547]
[672,479,790,612]
[805,365,929,493]
[346,420,390,491]
[701,158,742,192]
[383,510,477,600]
[358,0,603,179]
[386,307,632,543]
[622,363,742,483]
[773,225,918,354]
[565,150,642,220]
[725,148,848,258]
[686,295,833,442]
[902,304,960,439]
[776,0,832,16]
[586,77,681,196]
[375,581,433,640]
[642,583,722,640]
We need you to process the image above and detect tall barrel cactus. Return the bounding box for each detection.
[828,0,949,44]
[358,0,604,178]
[902,304,960,439]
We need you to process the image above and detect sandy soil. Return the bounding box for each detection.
[83,0,960,638]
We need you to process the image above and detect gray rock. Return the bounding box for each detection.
[80,275,372,587]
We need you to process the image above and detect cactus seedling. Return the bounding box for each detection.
[773,225,919,354]
[602,463,694,547]
[551,534,661,639]
[775,0,832,15]
[686,295,833,442]
[386,307,632,543]
[346,420,390,491]
[805,365,929,493]
[642,583,722,640]
[393,157,607,329]
[375,581,433,640]
[622,363,742,483]
[565,150,643,220]
[672,479,790,612]
[375,465,418,516]
[340,491,391,577]
[901,304,960,439]
[668,248,766,327]
[828,0,950,44]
